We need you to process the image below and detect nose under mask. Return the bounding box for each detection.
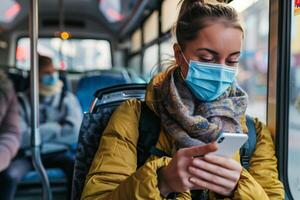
[180,51,237,101]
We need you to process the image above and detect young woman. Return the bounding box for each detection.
[81,0,284,199]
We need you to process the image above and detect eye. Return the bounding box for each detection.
[198,56,214,63]
[226,54,240,66]
[226,60,239,66]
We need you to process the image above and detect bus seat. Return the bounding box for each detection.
[5,68,30,93]
[16,168,67,197]
[76,73,131,112]
[17,145,78,197]
[71,84,147,200]
[21,168,66,183]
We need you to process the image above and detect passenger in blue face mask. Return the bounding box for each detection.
[0,55,82,200]
[82,0,284,199]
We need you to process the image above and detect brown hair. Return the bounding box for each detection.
[38,54,53,70]
[176,0,243,50]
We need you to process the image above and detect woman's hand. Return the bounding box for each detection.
[157,143,217,197]
[188,154,242,196]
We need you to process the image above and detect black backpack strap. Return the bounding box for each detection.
[137,101,161,168]
[240,115,257,170]
[58,89,66,110]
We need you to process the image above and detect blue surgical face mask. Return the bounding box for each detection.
[181,54,237,102]
[40,72,59,87]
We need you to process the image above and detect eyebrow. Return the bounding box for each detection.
[196,48,241,57]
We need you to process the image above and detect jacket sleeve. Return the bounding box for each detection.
[0,87,21,172]
[39,92,83,145]
[231,119,284,199]
[58,92,82,144]
[19,91,82,148]
[81,100,189,200]
[18,96,62,147]
[18,93,57,148]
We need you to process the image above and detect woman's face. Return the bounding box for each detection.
[174,23,243,78]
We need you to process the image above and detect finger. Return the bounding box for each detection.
[204,154,242,171]
[183,143,217,158]
[191,158,239,181]
[189,177,232,196]
[188,166,236,190]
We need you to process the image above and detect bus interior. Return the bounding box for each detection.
[0,0,300,199]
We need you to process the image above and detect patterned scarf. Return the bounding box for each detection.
[153,67,248,149]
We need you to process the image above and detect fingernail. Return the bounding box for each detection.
[189,166,195,172]
[189,177,196,183]
[192,158,202,166]
[205,154,213,159]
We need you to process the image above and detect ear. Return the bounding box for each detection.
[173,43,183,66]
[173,43,188,78]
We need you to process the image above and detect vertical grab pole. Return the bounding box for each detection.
[29,0,52,199]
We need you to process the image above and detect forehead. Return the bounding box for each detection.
[185,23,243,54]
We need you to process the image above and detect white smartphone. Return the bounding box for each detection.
[210,133,248,157]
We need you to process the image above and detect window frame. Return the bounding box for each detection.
[269,0,293,199]
[127,0,176,77]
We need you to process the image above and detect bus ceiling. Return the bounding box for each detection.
[0,0,160,39]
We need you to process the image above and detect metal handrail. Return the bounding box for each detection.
[29,0,52,199]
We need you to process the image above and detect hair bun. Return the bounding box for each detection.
[179,0,203,16]
[181,0,204,6]
[180,0,222,12]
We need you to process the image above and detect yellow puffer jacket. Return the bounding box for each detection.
[81,72,284,200]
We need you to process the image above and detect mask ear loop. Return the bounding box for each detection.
[178,45,190,78]
[178,45,189,66]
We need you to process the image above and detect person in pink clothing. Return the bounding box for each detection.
[0,70,21,200]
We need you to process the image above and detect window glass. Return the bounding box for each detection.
[160,37,175,71]
[230,0,269,122]
[16,37,112,71]
[143,11,159,44]
[127,55,145,84]
[161,0,181,33]
[131,29,142,53]
[143,44,158,81]
[160,38,174,61]
[128,55,141,74]
[288,1,300,199]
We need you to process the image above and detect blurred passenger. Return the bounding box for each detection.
[19,55,82,198]
[0,55,82,200]
[82,0,284,199]
[19,55,82,154]
[0,71,21,200]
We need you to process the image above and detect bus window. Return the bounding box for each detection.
[160,38,174,69]
[143,11,158,44]
[143,44,158,80]
[128,55,141,74]
[288,1,300,198]
[16,38,112,71]
[161,0,181,33]
[131,29,142,53]
[230,0,269,122]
